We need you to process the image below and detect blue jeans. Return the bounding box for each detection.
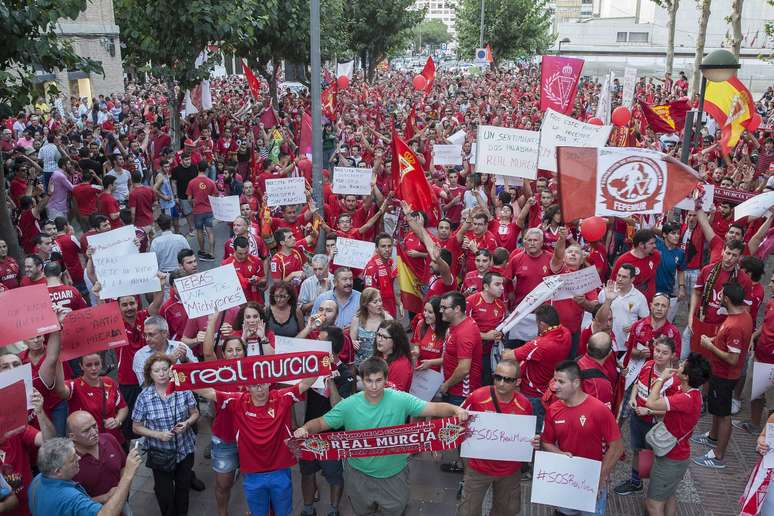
[243,468,292,516]
[49,399,68,437]
[557,487,608,516]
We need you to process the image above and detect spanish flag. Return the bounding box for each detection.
[638,99,690,134]
[396,245,424,315]
[703,77,761,155]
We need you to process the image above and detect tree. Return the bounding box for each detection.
[343,0,425,82]
[653,0,681,75]
[115,0,266,145]
[455,0,553,68]
[413,19,450,52]
[691,0,712,99]
[0,0,103,261]
[726,0,744,58]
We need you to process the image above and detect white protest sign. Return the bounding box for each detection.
[475,126,539,179]
[461,412,537,462]
[433,144,463,166]
[87,225,137,255]
[469,143,477,165]
[176,264,247,319]
[752,361,774,401]
[548,266,602,301]
[675,184,715,212]
[96,252,160,300]
[333,237,375,270]
[0,363,34,409]
[595,72,612,124]
[447,129,467,146]
[509,313,538,341]
[409,369,444,401]
[531,451,601,513]
[332,167,373,196]
[208,195,241,222]
[538,109,612,172]
[622,67,638,107]
[735,191,774,221]
[495,175,523,187]
[498,276,563,334]
[266,177,306,207]
[274,336,331,389]
[765,423,774,469]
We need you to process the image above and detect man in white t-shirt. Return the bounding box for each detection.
[597,263,650,355]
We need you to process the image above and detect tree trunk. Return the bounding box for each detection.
[729,0,744,58]
[665,0,680,75]
[169,87,184,151]
[691,0,712,99]
[0,162,23,263]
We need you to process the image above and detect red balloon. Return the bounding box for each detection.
[587,117,604,126]
[581,216,607,242]
[412,74,427,90]
[611,106,632,127]
[336,75,349,89]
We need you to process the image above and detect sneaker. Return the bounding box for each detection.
[692,449,727,469]
[441,462,464,473]
[326,511,338,516]
[731,398,742,415]
[299,510,316,516]
[732,420,760,435]
[199,252,214,262]
[613,479,643,496]
[689,431,717,447]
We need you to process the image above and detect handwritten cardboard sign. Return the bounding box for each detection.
[531,451,601,512]
[547,266,602,301]
[498,276,563,334]
[274,336,331,389]
[734,191,774,221]
[0,381,28,439]
[461,411,537,462]
[0,363,34,409]
[538,109,612,172]
[409,369,444,401]
[752,361,774,401]
[475,126,539,179]
[447,129,467,145]
[266,177,306,207]
[177,263,247,319]
[622,67,637,107]
[0,285,59,346]
[60,302,128,361]
[332,167,373,196]
[96,252,160,300]
[209,195,241,222]
[333,237,375,270]
[86,225,137,255]
[433,144,463,166]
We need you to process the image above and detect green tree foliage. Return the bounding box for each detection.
[414,19,450,52]
[455,0,553,67]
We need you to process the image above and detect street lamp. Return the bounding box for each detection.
[558,37,570,55]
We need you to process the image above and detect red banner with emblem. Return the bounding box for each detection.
[638,99,690,134]
[390,129,441,226]
[540,56,584,114]
[287,417,469,460]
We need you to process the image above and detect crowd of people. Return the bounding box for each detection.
[0,59,773,516]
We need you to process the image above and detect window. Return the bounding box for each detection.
[617,32,627,42]
[628,32,649,43]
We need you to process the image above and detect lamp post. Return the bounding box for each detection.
[688,49,740,155]
[479,0,485,48]
[310,0,324,251]
[558,37,570,55]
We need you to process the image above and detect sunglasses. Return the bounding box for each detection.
[493,374,517,384]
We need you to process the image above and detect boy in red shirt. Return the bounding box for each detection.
[465,271,506,386]
[185,162,217,260]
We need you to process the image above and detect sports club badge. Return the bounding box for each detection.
[596,149,666,216]
[543,64,578,112]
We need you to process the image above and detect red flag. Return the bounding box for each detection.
[259,103,278,129]
[321,83,337,121]
[540,56,584,114]
[404,106,416,141]
[704,76,760,156]
[420,56,435,94]
[390,129,441,226]
[638,99,691,134]
[485,44,493,63]
[300,112,312,156]
[242,60,261,100]
[556,147,700,222]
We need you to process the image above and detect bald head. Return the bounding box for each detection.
[67,411,99,448]
[587,332,612,361]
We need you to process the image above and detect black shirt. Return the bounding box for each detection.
[171,164,197,200]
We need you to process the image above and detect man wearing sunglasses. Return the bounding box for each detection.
[457,360,540,516]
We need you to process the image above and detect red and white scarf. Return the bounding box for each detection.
[739,456,773,516]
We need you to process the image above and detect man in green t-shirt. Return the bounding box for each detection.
[295,357,468,516]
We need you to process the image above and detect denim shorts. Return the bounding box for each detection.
[193,212,213,229]
[211,436,239,474]
[629,413,655,450]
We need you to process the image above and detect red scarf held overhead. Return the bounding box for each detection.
[287,417,469,461]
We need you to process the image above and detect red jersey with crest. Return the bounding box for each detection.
[47,284,88,311]
[541,394,621,461]
[610,250,662,302]
[362,255,397,317]
[694,264,752,324]
[507,250,551,305]
[461,230,499,274]
[465,292,506,353]
[270,249,305,281]
[222,255,265,304]
[0,256,19,289]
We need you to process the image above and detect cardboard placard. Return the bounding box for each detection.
[209,195,241,222]
[538,109,612,172]
[752,361,774,401]
[734,191,774,221]
[622,67,637,107]
[0,381,28,439]
[475,126,539,179]
[675,184,715,212]
[409,369,444,401]
[447,129,467,145]
[0,285,59,346]
[764,423,774,469]
[461,411,537,462]
[0,363,34,409]
[332,237,375,270]
[96,252,160,300]
[273,336,331,389]
[433,144,463,166]
[547,266,602,301]
[266,177,306,207]
[86,225,137,255]
[332,167,373,196]
[176,264,247,319]
[531,451,601,513]
[60,302,128,361]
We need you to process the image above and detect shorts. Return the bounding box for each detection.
[178,199,193,216]
[629,413,655,451]
[344,462,409,516]
[162,205,179,219]
[707,375,739,417]
[442,393,466,406]
[743,357,774,405]
[193,212,214,229]
[299,458,343,486]
[211,436,239,474]
[647,456,689,501]
[243,468,292,516]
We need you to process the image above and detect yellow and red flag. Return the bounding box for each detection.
[638,99,691,134]
[703,76,761,155]
[404,106,416,141]
[396,245,424,315]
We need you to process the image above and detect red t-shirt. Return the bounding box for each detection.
[711,312,753,379]
[577,355,614,409]
[217,386,303,473]
[633,361,679,424]
[541,395,622,461]
[362,256,398,317]
[67,376,127,444]
[222,255,265,304]
[663,388,703,460]
[680,224,705,270]
[19,348,73,414]
[20,276,46,287]
[465,292,506,353]
[756,299,774,363]
[550,290,598,335]
[186,176,217,214]
[54,234,84,285]
[694,264,752,324]
[118,310,148,385]
[71,183,100,216]
[18,210,40,253]
[610,250,662,302]
[0,426,38,516]
[623,317,682,367]
[128,185,156,227]
[96,193,123,229]
[462,386,534,476]
[425,274,457,302]
[159,292,189,340]
[508,250,551,305]
[708,235,750,264]
[489,219,520,251]
[750,282,765,324]
[0,256,20,289]
[443,317,483,398]
[461,231,499,274]
[402,232,433,283]
[514,326,572,398]
[71,433,126,497]
[270,249,305,281]
[411,321,443,371]
[47,284,88,311]
[387,356,413,392]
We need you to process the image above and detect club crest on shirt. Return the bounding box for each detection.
[579,415,587,427]
[267,407,275,418]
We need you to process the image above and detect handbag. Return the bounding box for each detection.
[145,393,179,472]
[644,421,692,457]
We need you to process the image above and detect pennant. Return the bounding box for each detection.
[242,60,261,100]
[168,351,332,391]
[259,102,279,129]
[397,245,424,315]
[556,147,700,221]
[739,457,773,516]
[638,99,691,134]
[540,56,584,114]
[287,417,468,460]
[704,76,761,155]
[390,129,441,226]
[420,56,436,94]
[322,83,337,121]
[336,60,354,81]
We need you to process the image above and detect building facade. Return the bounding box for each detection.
[414,0,458,40]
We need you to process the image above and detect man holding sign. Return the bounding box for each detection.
[458,360,539,516]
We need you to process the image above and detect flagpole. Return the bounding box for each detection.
[479,0,485,48]
[310,0,325,252]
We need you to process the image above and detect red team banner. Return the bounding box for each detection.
[169,351,332,391]
[287,418,469,460]
[60,302,128,361]
[638,99,691,133]
[540,56,584,114]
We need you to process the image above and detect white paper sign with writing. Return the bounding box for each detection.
[735,191,774,221]
[274,337,331,389]
[447,129,467,146]
[538,109,612,172]
[96,252,160,300]
[333,238,375,270]
[764,424,774,469]
[752,361,774,401]
[409,369,444,401]
[469,143,477,165]
[498,276,563,334]
[433,144,463,166]
[266,177,306,207]
[209,195,241,222]
[531,451,601,513]
[622,67,638,107]
[547,266,602,301]
[675,184,715,212]
[461,411,537,462]
[87,225,137,255]
[475,126,539,179]
[0,363,34,409]
[332,167,373,196]
[176,264,247,319]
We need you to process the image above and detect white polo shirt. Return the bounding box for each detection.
[597,287,650,352]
